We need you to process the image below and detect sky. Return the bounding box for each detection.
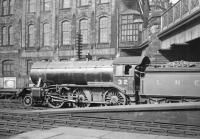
[170,0,179,4]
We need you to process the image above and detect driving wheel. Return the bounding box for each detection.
[104,89,126,106]
[73,88,91,107]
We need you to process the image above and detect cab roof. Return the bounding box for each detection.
[113,56,150,65]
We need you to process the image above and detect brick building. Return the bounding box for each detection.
[0,0,151,90]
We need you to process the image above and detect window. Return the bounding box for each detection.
[28,0,35,13]
[115,65,123,76]
[99,17,109,43]
[121,15,143,42]
[62,21,71,45]
[115,65,134,76]
[2,0,8,15]
[8,26,13,45]
[78,0,89,6]
[43,0,51,11]
[2,0,14,15]
[61,0,70,8]
[80,19,88,44]
[2,60,14,76]
[43,23,50,46]
[99,0,109,4]
[125,65,132,75]
[9,0,14,14]
[28,25,35,47]
[2,27,8,45]
[27,60,33,75]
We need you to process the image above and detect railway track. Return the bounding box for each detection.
[0,99,48,111]
[0,102,200,138]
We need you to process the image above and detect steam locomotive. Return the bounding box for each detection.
[18,56,200,108]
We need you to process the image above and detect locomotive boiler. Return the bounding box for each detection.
[30,60,113,85]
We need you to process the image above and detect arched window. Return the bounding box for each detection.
[27,60,33,75]
[28,0,35,13]
[9,0,14,14]
[43,23,50,46]
[8,26,13,45]
[2,60,14,76]
[43,0,51,11]
[99,16,109,43]
[28,24,35,47]
[80,19,88,44]
[2,27,7,45]
[62,21,71,45]
[2,0,8,15]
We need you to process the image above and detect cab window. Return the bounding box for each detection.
[115,65,134,76]
[125,65,132,75]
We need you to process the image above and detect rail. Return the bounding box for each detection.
[1,103,200,137]
[161,0,200,31]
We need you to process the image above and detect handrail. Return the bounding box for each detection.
[161,0,200,31]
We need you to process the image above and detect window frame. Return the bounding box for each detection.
[8,26,13,45]
[2,0,15,15]
[28,0,35,13]
[77,0,89,7]
[79,19,88,44]
[121,14,143,43]
[115,65,134,76]
[27,60,33,75]
[43,0,51,11]
[9,0,14,14]
[2,0,8,15]
[61,21,71,46]
[2,26,8,46]
[99,16,109,43]
[60,0,71,9]
[99,0,109,4]
[2,60,14,76]
[43,23,50,47]
[28,24,35,47]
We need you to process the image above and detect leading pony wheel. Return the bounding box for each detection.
[23,95,33,107]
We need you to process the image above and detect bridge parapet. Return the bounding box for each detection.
[161,0,200,32]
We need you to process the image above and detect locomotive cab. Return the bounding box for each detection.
[113,56,150,103]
